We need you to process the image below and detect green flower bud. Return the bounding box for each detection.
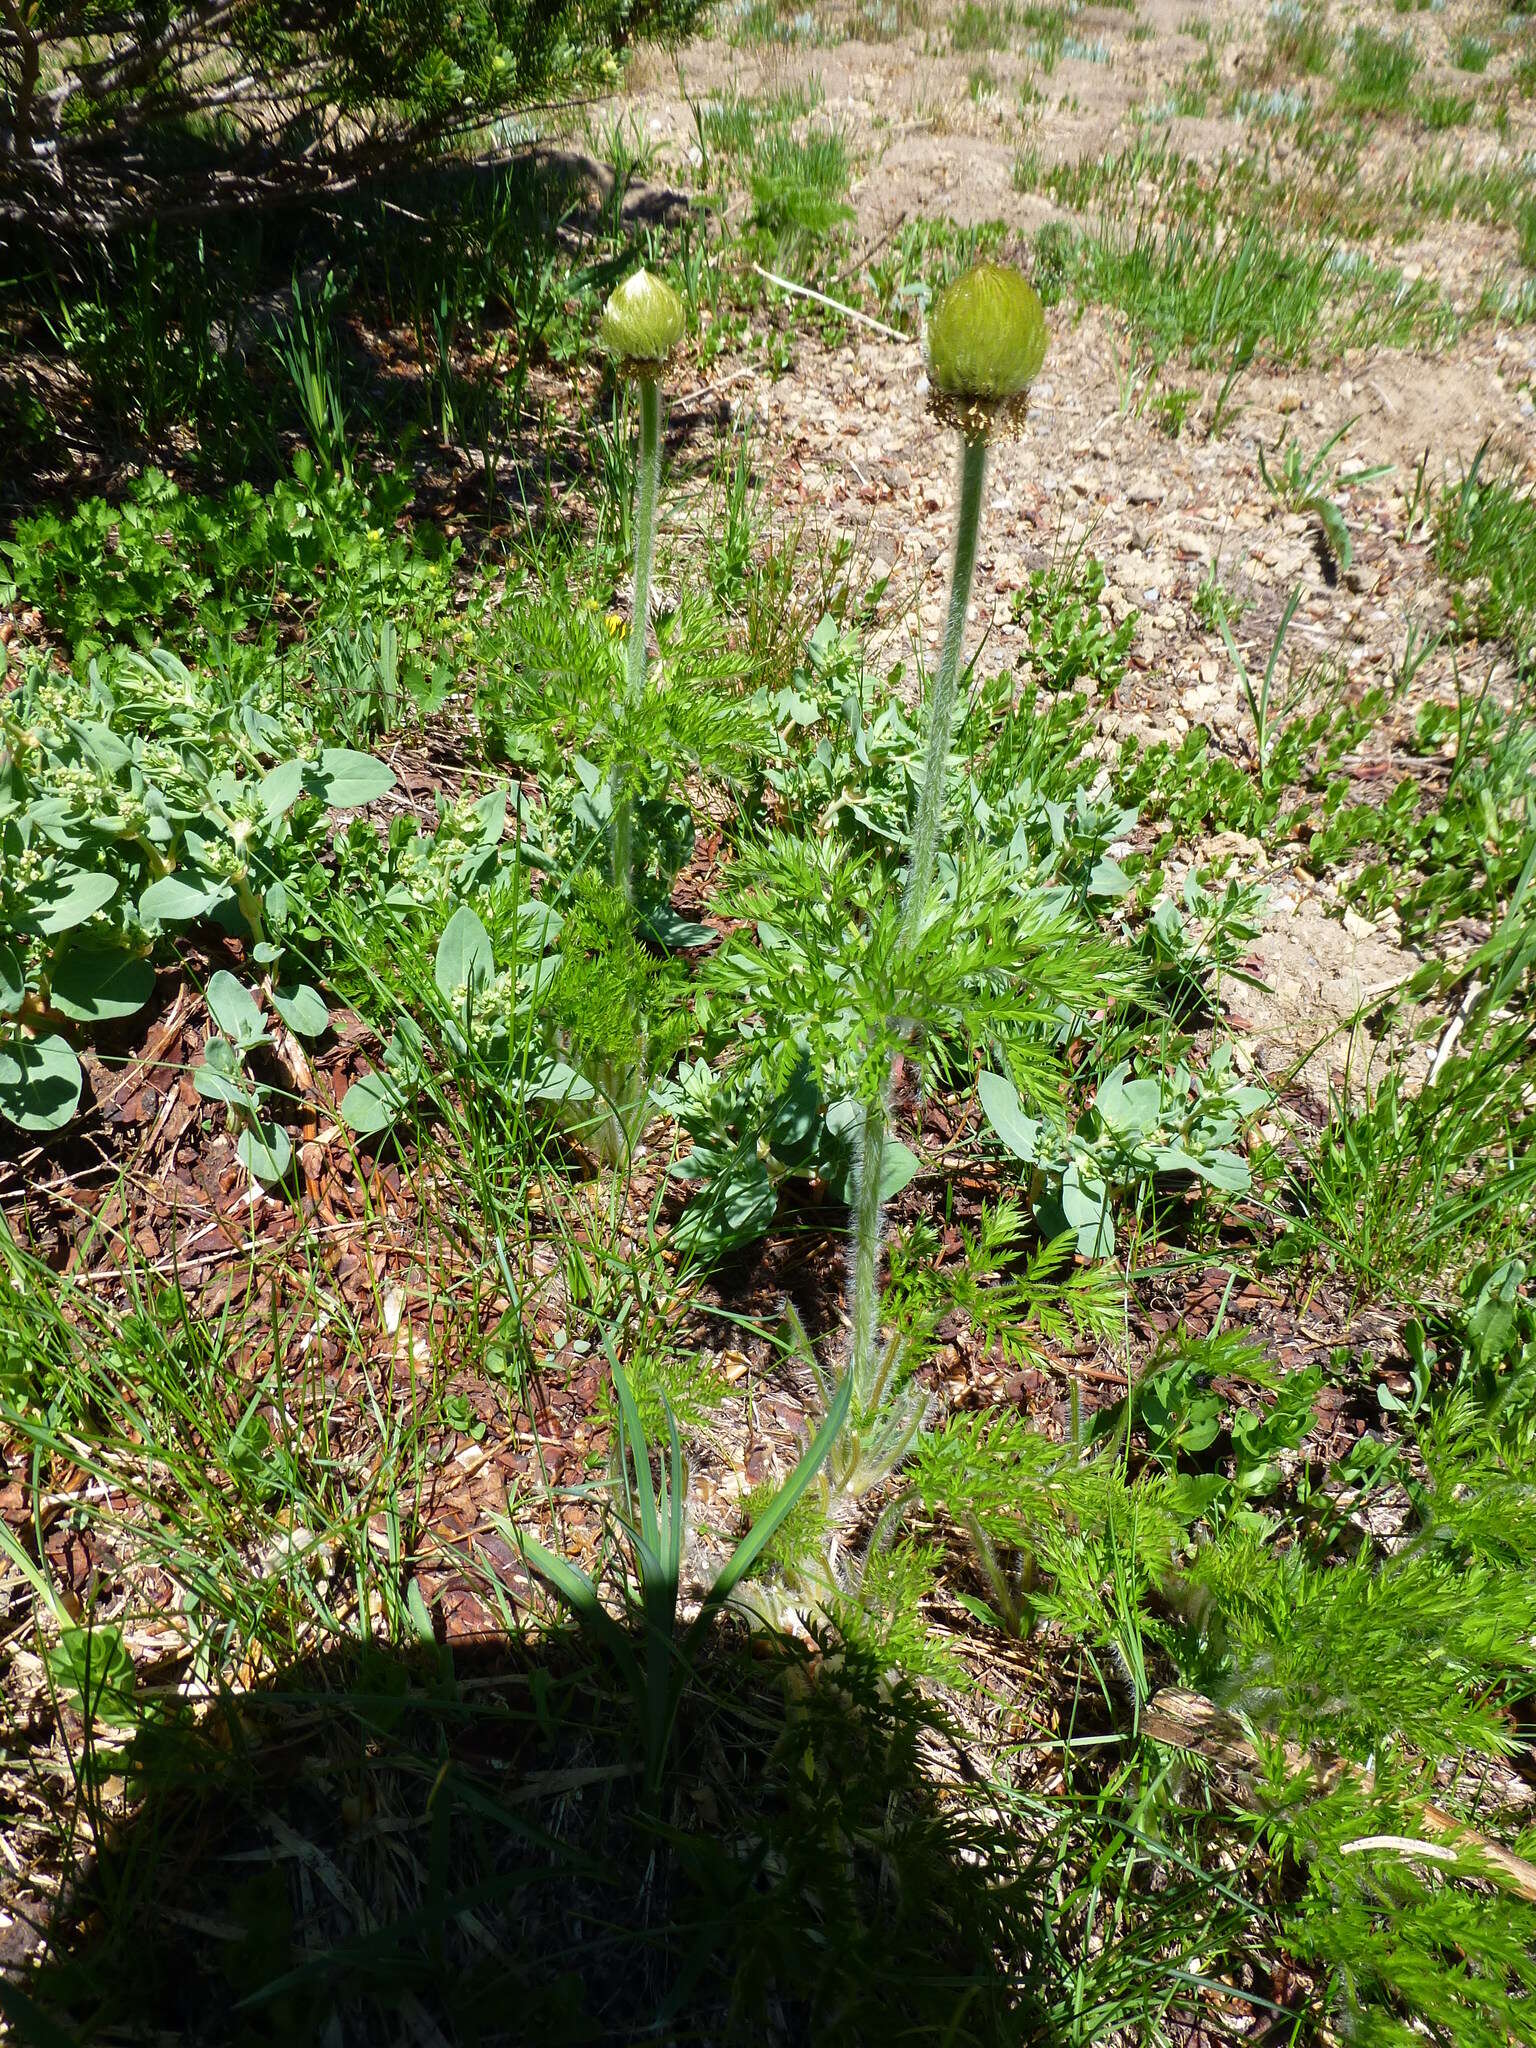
[925,261,1047,402]
[600,268,686,373]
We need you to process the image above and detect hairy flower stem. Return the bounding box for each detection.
[846,1086,893,1413]
[899,429,988,950]
[612,374,662,904]
[845,431,990,1417]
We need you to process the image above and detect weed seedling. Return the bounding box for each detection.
[1216,585,1304,790]
[1257,415,1390,571]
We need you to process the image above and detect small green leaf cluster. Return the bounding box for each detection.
[713,828,1117,1101]
[0,457,454,685]
[1090,1329,1321,1505]
[980,1045,1269,1257]
[1441,450,1536,667]
[747,124,855,248]
[1134,870,1268,1018]
[193,970,328,1185]
[663,1048,923,1262]
[341,868,693,1169]
[0,648,394,1132]
[762,619,1138,911]
[1256,417,1389,571]
[542,879,693,1164]
[1308,694,1536,940]
[1453,1256,1536,1426]
[1012,552,1137,696]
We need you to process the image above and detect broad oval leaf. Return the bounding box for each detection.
[193,1039,256,1110]
[526,1058,595,1104]
[140,871,230,925]
[205,971,266,1049]
[340,1069,403,1137]
[51,948,156,1024]
[1094,1065,1163,1134]
[238,1120,293,1186]
[879,1138,921,1201]
[0,942,24,1016]
[30,869,119,936]
[257,758,307,821]
[645,905,714,951]
[978,1069,1041,1164]
[434,904,493,1002]
[309,749,395,809]
[1189,1149,1252,1194]
[270,981,330,1039]
[1060,1162,1114,1258]
[1087,855,1132,899]
[516,900,564,951]
[0,1033,84,1131]
[671,1163,777,1259]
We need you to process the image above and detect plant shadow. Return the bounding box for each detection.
[5,1616,1080,2046]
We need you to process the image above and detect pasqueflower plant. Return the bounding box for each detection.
[599,268,686,905]
[844,261,1049,1483]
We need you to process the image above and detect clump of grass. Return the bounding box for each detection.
[1418,88,1475,129]
[1337,25,1418,112]
[1407,144,1533,232]
[748,123,855,246]
[1264,0,1333,76]
[1036,213,1452,367]
[729,0,815,48]
[1452,31,1495,76]
[949,0,1013,54]
[844,0,928,43]
[866,214,1011,323]
[1013,143,1045,190]
[1434,444,1536,663]
[1019,0,1070,71]
[696,79,825,164]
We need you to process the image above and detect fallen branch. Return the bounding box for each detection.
[751,263,914,345]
